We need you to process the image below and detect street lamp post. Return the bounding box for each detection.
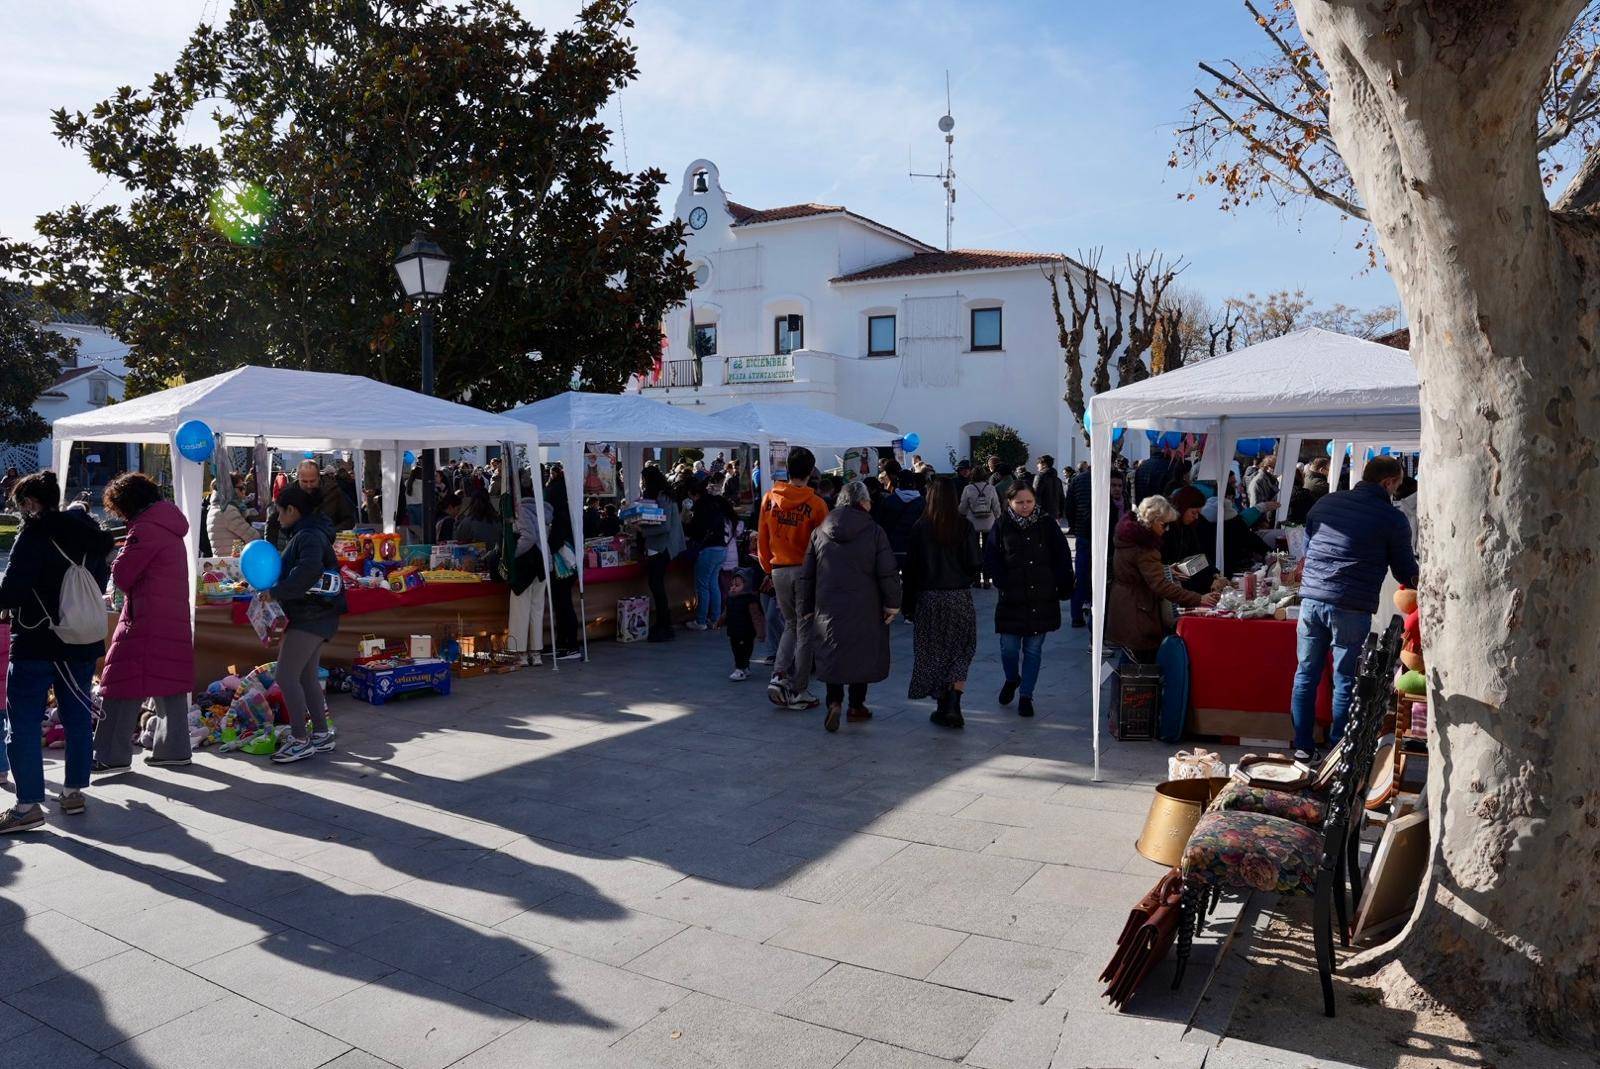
[393,233,452,540]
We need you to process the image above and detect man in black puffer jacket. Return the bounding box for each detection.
[1032,456,1065,521]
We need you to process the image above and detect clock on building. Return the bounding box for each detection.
[688,206,708,230]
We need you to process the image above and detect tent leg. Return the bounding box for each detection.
[579,592,590,662]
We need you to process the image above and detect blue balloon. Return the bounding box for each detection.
[303,451,315,459]
[239,539,282,590]
[902,433,921,452]
[1082,411,1092,432]
[174,420,214,463]
[1111,427,1125,446]
[403,451,416,467]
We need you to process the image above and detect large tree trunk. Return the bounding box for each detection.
[1292,1,1600,1041]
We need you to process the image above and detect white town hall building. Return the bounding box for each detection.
[630,159,1116,470]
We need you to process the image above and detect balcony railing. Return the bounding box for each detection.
[641,358,702,388]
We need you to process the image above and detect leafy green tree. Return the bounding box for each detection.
[25,0,689,403]
[970,425,1030,474]
[0,240,72,446]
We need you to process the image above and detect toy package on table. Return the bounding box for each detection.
[619,501,665,526]
[430,542,486,573]
[617,595,650,643]
[246,594,287,645]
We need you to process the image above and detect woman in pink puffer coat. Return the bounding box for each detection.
[93,473,195,772]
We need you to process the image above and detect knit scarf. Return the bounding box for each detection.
[1009,507,1042,529]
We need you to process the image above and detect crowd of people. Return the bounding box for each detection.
[632,447,1077,733]
[0,432,1421,828]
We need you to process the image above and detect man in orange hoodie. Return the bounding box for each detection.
[758,446,828,709]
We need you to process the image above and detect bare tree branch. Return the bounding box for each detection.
[1555,137,1600,210]
[1243,0,1326,115]
[1200,61,1326,139]
[1192,87,1370,220]
[1540,46,1600,149]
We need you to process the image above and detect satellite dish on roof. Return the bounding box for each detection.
[938,114,954,133]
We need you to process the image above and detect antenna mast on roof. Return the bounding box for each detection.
[909,72,955,251]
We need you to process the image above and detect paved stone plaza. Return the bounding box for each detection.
[0,594,1283,1069]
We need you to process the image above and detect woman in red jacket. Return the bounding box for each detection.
[93,472,195,772]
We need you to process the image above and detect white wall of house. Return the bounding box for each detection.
[639,159,1115,469]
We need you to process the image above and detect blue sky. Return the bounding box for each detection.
[1,0,1400,314]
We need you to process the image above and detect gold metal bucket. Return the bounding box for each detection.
[1134,778,1232,867]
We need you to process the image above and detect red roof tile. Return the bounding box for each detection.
[722,201,936,252]
[830,248,1067,284]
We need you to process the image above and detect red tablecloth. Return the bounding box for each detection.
[229,581,506,626]
[1175,614,1333,742]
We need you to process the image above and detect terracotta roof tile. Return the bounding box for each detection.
[1375,326,1410,350]
[723,201,936,252]
[830,248,1067,284]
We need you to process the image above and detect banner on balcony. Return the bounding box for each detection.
[727,354,794,385]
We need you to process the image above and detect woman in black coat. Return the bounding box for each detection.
[904,476,982,729]
[984,482,1074,718]
[796,481,902,733]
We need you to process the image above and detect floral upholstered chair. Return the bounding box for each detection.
[1172,619,1403,1018]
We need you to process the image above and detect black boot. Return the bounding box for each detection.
[998,679,1019,706]
[930,689,954,727]
[948,689,965,729]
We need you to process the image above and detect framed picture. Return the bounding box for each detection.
[1353,809,1429,943]
[583,443,618,498]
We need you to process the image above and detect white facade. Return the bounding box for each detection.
[633,159,1116,469]
[0,321,135,477]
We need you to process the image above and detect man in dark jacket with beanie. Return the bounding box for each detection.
[1290,455,1418,759]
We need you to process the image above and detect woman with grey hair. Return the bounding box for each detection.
[1106,494,1217,658]
[796,479,903,733]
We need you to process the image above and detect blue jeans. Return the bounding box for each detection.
[693,547,725,627]
[1070,532,1093,622]
[6,659,97,805]
[762,591,785,659]
[998,633,1047,697]
[1290,598,1370,752]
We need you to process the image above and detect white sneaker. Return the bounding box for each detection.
[685,621,709,631]
[729,669,749,682]
[754,654,775,665]
[785,690,820,710]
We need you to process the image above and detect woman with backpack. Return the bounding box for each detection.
[94,473,195,773]
[959,467,1002,588]
[985,481,1073,719]
[0,471,113,832]
[262,484,347,765]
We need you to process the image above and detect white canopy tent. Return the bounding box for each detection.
[705,403,900,489]
[500,391,737,658]
[52,365,559,664]
[1087,327,1420,778]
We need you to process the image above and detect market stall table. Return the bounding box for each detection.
[1174,614,1333,742]
[135,581,513,688]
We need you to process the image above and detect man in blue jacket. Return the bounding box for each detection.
[1291,455,1419,759]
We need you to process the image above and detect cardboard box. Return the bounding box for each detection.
[351,658,452,705]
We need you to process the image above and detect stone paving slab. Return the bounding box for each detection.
[767,908,966,979]
[625,926,834,1011]
[298,970,521,1069]
[615,991,859,1069]
[779,961,1008,1060]
[189,929,397,1019]
[103,994,350,1069]
[7,947,227,1052]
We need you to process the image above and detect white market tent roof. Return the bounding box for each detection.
[1087,327,1419,438]
[1086,328,1421,778]
[52,365,537,451]
[51,365,558,651]
[706,402,899,449]
[501,391,732,447]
